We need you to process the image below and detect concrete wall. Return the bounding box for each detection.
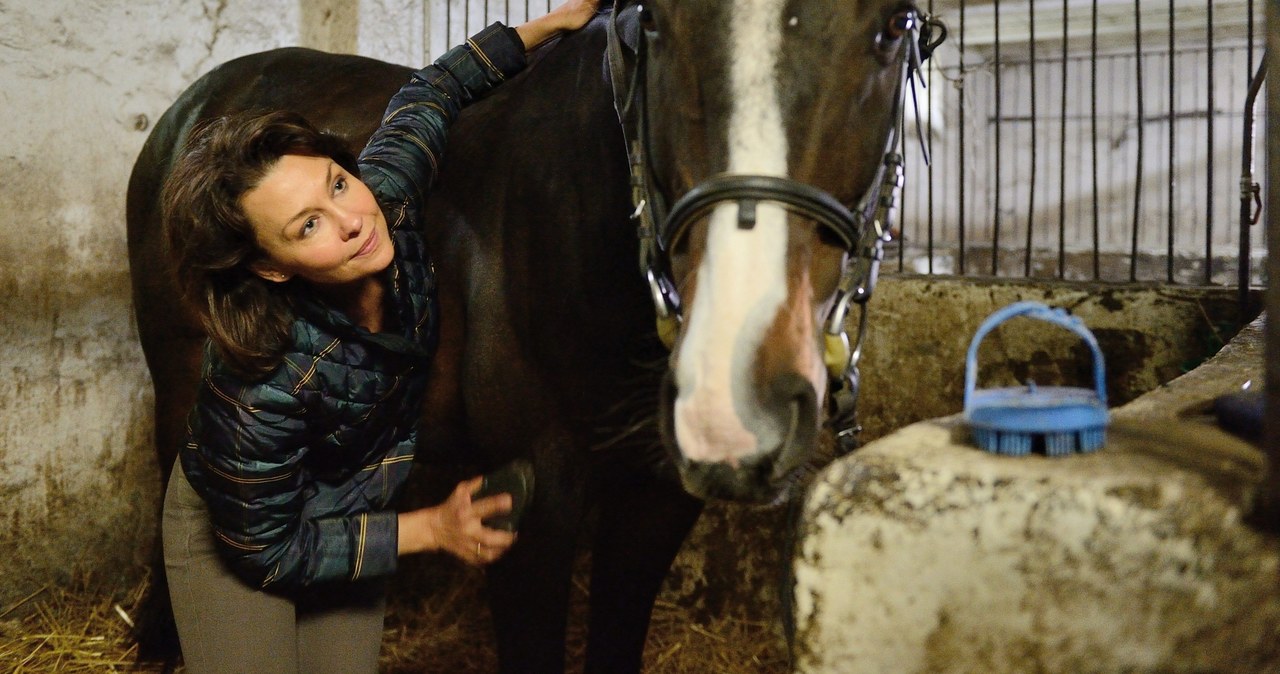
[856,276,1251,440]
[0,0,429,605]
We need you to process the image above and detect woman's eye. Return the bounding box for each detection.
[301,217,318,236]
[334,176,346,193]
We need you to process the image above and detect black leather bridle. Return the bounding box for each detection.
[605,1,945,453]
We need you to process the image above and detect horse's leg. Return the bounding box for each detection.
[147,337,205,482]
[584,473,704,673]
[485,439,588,674]
[130,333,204,663]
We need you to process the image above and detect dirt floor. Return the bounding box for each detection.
[1,558,789,673]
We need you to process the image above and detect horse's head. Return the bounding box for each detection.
[608,0,941,502]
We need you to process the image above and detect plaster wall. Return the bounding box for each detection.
[0,0,429,605]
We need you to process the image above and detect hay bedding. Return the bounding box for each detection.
[0,572,151,673]
[1,562,787,673]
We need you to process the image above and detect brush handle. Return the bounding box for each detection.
[963,301,1108,412]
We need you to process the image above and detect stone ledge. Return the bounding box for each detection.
[794,314,1277,674]
[1115,313,1265,422]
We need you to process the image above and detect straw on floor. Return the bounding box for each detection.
[2,561,787,673]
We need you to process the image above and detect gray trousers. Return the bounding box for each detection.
[163,461,387,674]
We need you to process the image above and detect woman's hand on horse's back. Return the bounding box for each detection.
[397,476,516,565]
[515,0,601,50]
[552,0,602,31]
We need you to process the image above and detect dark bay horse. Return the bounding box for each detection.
[126,2,938,671]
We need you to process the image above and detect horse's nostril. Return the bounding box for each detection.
[782,399,801,453]
[770,373,818,424]
[770,374,819,482]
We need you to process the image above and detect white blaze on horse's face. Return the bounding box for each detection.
[672,0,828,467]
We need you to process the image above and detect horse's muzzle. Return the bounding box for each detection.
[660,372,818,503]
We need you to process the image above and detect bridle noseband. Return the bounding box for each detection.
[605,1,945,453]
[665,175,863,250]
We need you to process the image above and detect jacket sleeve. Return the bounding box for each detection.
[183,368,399,592]
[357,22,527,208]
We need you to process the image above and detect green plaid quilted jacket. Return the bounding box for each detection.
[178,23,526,592]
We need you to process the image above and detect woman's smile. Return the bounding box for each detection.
[353,226,378,259]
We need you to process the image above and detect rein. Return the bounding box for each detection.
[605,2,945,454]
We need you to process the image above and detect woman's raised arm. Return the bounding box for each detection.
[515,0,601,51]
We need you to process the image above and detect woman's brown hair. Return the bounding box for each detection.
[161,110,359,380]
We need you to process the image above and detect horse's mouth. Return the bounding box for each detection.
[658,372,818,504]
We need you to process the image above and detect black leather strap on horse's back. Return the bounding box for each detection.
[605,0,641,127]
[606,0,667,280]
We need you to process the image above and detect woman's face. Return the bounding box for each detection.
[241,154,393,287]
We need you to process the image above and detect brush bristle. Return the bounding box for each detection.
[972,426,1107,456]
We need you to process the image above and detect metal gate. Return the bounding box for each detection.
[426,0,553,57]
[423,0,1268,288]
[896,0,1267,288]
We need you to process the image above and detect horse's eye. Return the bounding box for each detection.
[638,5,657,32]
[879,8,918,47]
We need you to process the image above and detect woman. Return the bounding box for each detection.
[159,2,598,671]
